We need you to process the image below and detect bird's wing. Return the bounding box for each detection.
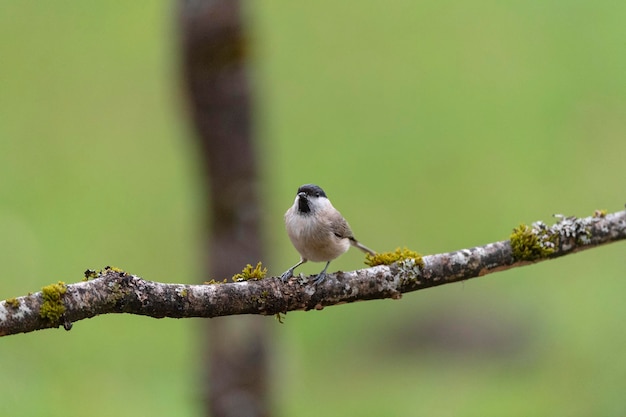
[330,212,354,240]
[331,216,376,255]
[329,210,376,255]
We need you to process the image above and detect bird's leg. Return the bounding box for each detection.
[281,258,307,282]
[312,261,331,285]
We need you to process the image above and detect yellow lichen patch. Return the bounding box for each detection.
[83,266,126,282]
[39,281,67,322]
[275,313,285,323]
[510,224,554,261]
[83,269,99,281]
[5,298,20,309]
[232,262,268,282]
[593,209,607,218]
[203,279,228,285]
[365,247,424,267]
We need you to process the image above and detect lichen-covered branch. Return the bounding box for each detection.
[1,209,624,336]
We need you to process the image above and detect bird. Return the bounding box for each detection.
[280,184,376,284]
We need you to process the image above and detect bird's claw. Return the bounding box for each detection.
[280,269,294,282]
[312,272,326,285]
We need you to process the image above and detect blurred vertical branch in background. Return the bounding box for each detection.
[179,1,270,417]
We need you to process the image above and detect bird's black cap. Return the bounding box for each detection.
[297,184,327,198]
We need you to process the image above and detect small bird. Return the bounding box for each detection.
[281,184,376,284]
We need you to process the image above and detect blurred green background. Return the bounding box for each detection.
[1,1,625,416]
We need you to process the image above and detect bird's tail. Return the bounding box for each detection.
[350,238,376,256]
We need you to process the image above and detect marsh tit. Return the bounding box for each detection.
[281,184,376,284]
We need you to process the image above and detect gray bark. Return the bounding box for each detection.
[2,210,624,336]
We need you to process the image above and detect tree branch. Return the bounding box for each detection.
[2,209,625,336]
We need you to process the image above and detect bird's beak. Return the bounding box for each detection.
[297,192,307,199]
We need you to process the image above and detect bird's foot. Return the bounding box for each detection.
[280,269,294,282]
[312,271,326,285]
